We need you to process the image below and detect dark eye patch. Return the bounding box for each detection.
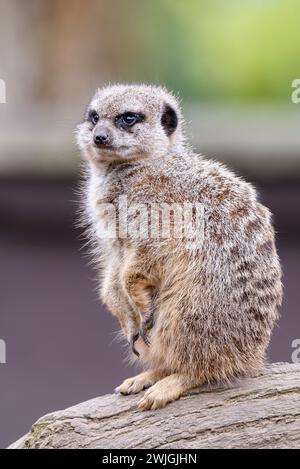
[115,112,145,131]
[87,109,99,126]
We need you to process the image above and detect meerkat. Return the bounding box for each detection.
[76,84,282,410]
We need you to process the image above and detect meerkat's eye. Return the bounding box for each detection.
[115,112,145,130]
[89,111,99,126]
[122,112,138,126]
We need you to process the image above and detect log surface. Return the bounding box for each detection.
[9,363,300,449]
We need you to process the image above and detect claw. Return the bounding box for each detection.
[140,326,150,346]
[140,313,154,347]
[129,332,140,357]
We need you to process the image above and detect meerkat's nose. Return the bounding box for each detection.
[93,128,111,146]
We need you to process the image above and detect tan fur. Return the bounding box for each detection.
[76,84,283,410]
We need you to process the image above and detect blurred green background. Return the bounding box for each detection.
[1,0,299,176]
[3,0,300,104]
[130,0,300,104]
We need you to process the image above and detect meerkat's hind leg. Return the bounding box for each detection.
[138,373,202,411]
[115,370,164,395]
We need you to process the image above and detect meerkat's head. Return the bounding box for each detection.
[76,84,184,165]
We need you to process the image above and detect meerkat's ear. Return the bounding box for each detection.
[161,103,178,136]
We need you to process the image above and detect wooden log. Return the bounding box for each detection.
[9,363,300,449]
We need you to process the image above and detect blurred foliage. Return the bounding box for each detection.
[126,0,300,103]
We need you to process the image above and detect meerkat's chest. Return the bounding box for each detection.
[87,170,122,249]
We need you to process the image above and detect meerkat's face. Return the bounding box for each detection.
[76,84,183,164]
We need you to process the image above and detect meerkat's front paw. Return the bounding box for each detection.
[138,374,197,410]
[115,370,160,395]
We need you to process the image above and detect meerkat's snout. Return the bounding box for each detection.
[93,126,112,148]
